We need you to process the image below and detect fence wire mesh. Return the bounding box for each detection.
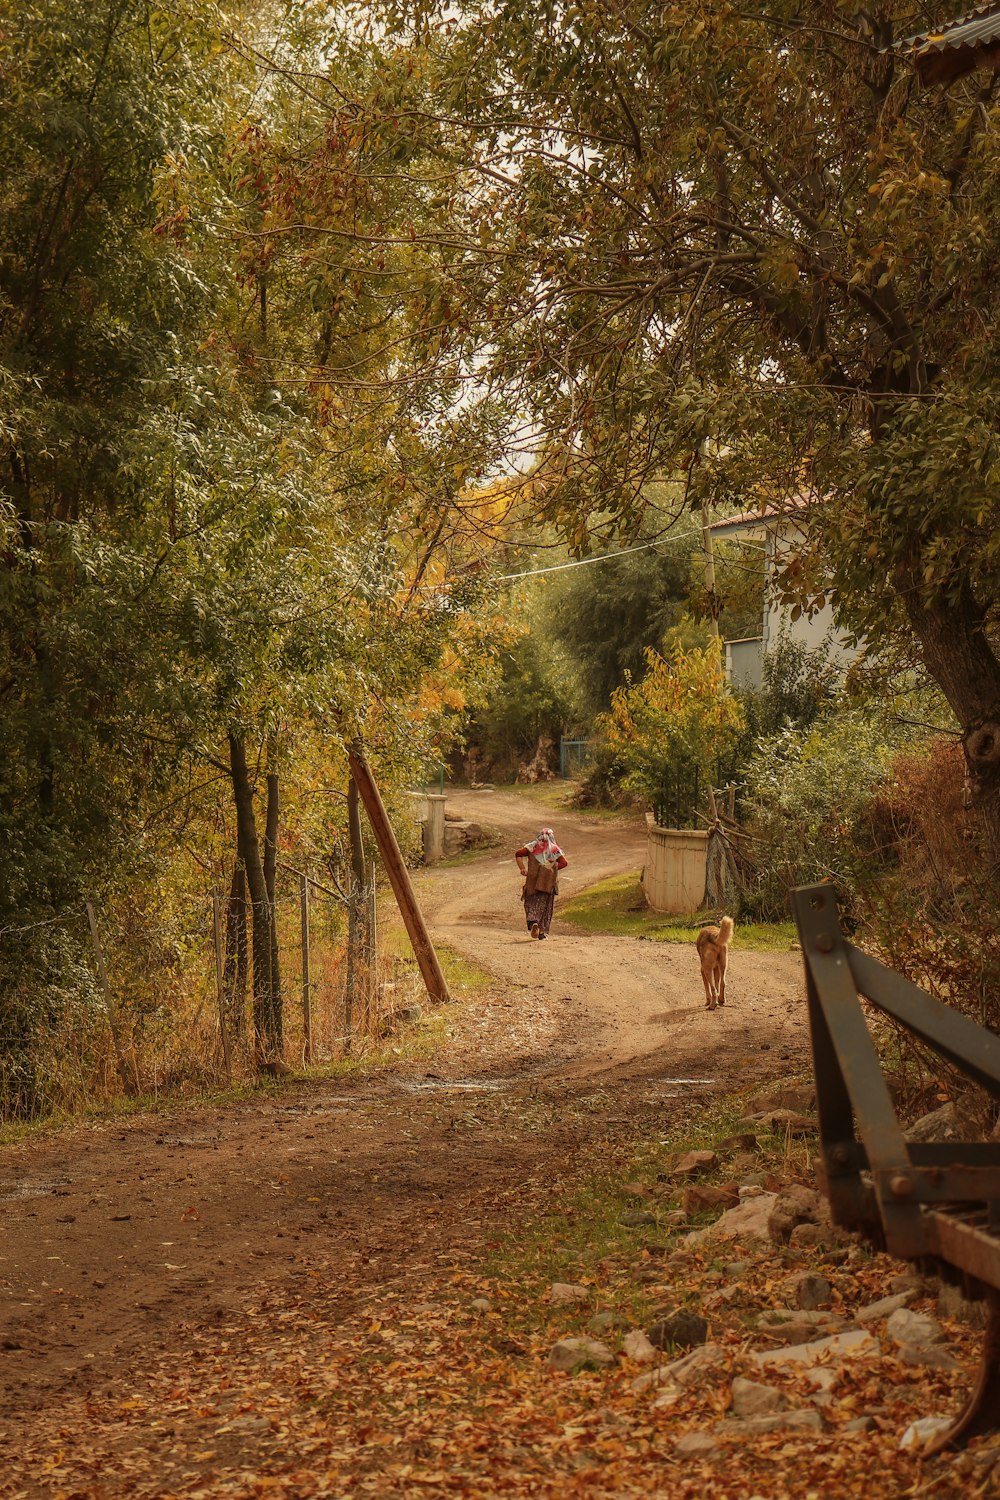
[0,871,422,1123]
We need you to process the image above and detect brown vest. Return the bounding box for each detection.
[524,853,558,896]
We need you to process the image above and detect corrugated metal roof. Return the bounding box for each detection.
[896,3,1000,80]
[901,2,1000,51]
[709,494,814,538]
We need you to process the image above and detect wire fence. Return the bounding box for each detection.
[0,866,424,1123]
[652,754,744,831]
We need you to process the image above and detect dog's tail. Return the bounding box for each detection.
[717,916,734,946]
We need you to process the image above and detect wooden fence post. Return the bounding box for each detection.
[344,888,357,1055]
[213,892,232,1079]
[300,874,312,1065]
[347,748,450,1004]
[85,902,135,1096]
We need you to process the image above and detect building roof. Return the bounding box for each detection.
[896,3,1000,83]
[708,494,813,539]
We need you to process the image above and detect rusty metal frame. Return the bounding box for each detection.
[792,882,1000,1448]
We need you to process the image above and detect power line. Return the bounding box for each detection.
[497,522,767,582]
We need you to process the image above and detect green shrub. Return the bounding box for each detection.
[740,708,899,920]
[601,640,744,805]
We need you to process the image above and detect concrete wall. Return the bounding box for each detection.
[763,526,860,666]
[643,825,708,914]
[423,794,446,864]
[718,517,861,682]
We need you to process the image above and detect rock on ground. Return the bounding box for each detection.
[717,1410,823,1438]
[685,1192,777,1247]
[855,1291,914,1325]
[621,1329,657,1364]
[673,1150,719,1178]
[547,1336,616,1372]
[783,1272,832,1310]
[549,1282,590,1306]
[647,1308,708,1351]
[885,1307,946,1348]
[768,1183,825,1243]
[683,1183,739,1215]
[730,1376,788,1418]
[674,1431,721,1458]
[751,1328,875,1370]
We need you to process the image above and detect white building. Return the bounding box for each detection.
[710,500,858,689]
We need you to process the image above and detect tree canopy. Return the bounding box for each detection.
[365,0,1000,856]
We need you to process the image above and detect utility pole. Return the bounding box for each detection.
[701,499,721,640]
[347,746,450,1005]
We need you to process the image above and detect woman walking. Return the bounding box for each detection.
[515,828,568,941]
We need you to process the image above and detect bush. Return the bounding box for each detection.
[853,739,1000,1031]
[739,632,841,742]
[600,640,744,806]
[0,926,103,1120]
[740,708,899,920]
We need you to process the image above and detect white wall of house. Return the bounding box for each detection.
[714,513,859,681]
[763,524,859,666]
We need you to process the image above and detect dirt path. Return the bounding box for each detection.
[0,788,809,1496]
[417,788,806,1084]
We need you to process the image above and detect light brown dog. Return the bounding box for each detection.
[696,916,734,1011]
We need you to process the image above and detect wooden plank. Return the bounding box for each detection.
[348,748,450,1005]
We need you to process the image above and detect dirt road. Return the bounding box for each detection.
[417,788,806,1084]
[0,787,809,1495]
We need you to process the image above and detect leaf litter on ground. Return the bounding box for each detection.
[4,1107,997,1500]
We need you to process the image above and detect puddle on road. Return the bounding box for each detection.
[397,1078,509,1095]
[1,1180,71,1200]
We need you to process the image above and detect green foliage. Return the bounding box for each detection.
[375,0,1000,859]
[689,538,766,646]
[541,532,702,718]
[736,633,842,766]
[740,708,902,920]
[601,640,744,805]
[0,0,517,1116]
[460,606,579,777]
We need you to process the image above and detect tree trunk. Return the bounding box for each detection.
[347,768,367,889]
[222,859,248,1040]
[227,731,280,1060]
[899,564,1000,864]
[347,762,371,1044]
[263,733,283,1051]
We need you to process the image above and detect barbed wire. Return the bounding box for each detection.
[0,912,78,941]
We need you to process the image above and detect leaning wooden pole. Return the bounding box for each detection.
[347,747,451,1004]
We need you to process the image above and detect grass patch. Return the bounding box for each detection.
[0,1074,303,1147]
[479,1088,812,1345]
[381,929,495,996]
[560,872,797,951]
[0,942,485,1146]
[433,834,503,868]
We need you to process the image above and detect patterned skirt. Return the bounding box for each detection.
[523,889,556,936]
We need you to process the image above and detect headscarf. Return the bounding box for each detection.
[526,828,563,866]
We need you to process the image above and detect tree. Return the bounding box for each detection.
[375,0,1000,864]
[601,640,744,804]
[0,0,515,1102]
